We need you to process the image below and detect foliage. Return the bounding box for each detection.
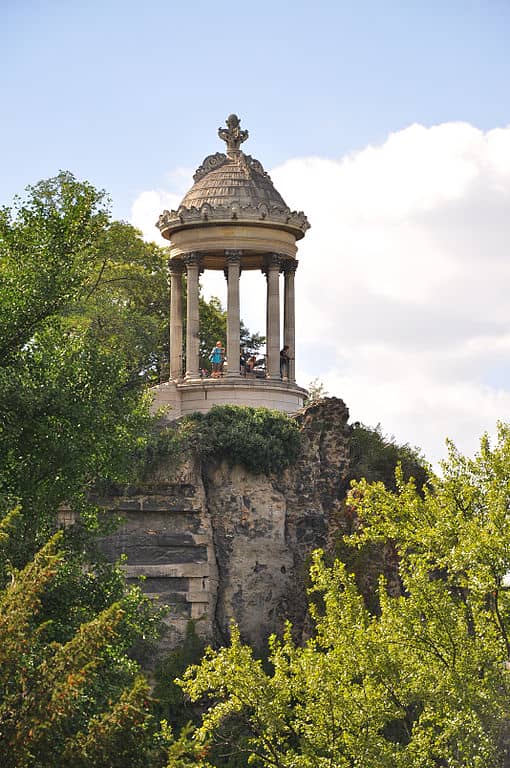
[0,172,173,764]
[348,421,429,492]
[0,532,167,768]
[0,171,171,383]
[0,172,158,559]
[173,406,301,475]
[328,424,429,614]
[304,377,329,404]
[71,218,170,383]
[153,622,205,731]
[0,171,110,360]
[178,427,510,767]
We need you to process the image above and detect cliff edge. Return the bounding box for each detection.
[93,398,353,653]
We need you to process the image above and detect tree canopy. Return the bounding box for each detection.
[179,426,510,768]
[0,171,267,767]
[0,523,165,768]
[0,173,167,766]
[0,171,159,557]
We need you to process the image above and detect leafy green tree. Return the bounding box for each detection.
[0,524,167,768]
[0,172,156,564]
[0,172,109,360]
[178,426,510,767]
[72,218,171,383]
[153,622,205,732]
[0,173,169,764]
[348,422,428,492]
[171,405,302,475]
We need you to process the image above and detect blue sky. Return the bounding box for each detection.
[2,1,510,219]
[3,1,510,463]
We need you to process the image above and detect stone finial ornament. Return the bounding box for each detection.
[218,113,249,154]
[157,113,310,242]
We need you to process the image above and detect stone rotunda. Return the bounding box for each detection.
[151,114,310,418]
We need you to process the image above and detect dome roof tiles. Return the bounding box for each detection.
[180,152,288,211]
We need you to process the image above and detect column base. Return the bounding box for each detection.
[150,378,308,420]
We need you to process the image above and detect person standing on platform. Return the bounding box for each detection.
[280,345,290,380]
[209,341,225,378]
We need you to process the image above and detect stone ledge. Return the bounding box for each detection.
[151,378,307,420]
[123,563,209,578]
[186,591,210,603]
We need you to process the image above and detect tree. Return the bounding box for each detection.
[304,377,329,404]
[0,172,157,565]
[178,426,510,767]
[0,172,110,361]
[72,218,171,383]
[0,173,168,764]
[348,421,428,493]
[0,525,165,768]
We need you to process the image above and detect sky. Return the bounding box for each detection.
[2,0,510,465]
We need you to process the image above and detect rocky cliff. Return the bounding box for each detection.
[93,398,352,654]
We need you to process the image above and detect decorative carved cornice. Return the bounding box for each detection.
[237,152,272,181]
[218,114,248,155]
[157,202,310,238]
[183,252,201,268]
[193,152,228,183]
[243,154,268,178]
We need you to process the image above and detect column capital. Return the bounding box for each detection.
[262,253,283,276]
[183,251,201,268]
[267,253,282,270]
[225,249,242,264]
[168,259,184,275]
[281,258,298,274]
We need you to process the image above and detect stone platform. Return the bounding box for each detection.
[151,377,307,420]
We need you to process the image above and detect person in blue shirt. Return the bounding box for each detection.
[209,341,225,378]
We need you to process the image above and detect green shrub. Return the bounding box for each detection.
[179,405,301,475]
[348,422,428,491]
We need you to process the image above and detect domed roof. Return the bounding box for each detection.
[180,151,288,210]
[158,115,310,241]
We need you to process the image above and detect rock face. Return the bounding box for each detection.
[94,398,351,653]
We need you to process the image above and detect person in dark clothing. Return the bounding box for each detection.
[280,345,290,379]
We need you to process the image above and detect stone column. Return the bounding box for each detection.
[225,250,241,378]
[265,253,281,379]
[283,259,298,383]
[169,260,184,380]
[184,252,201,380]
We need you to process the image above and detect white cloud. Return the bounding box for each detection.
[130,122,510,466]
[130,189,182,244]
